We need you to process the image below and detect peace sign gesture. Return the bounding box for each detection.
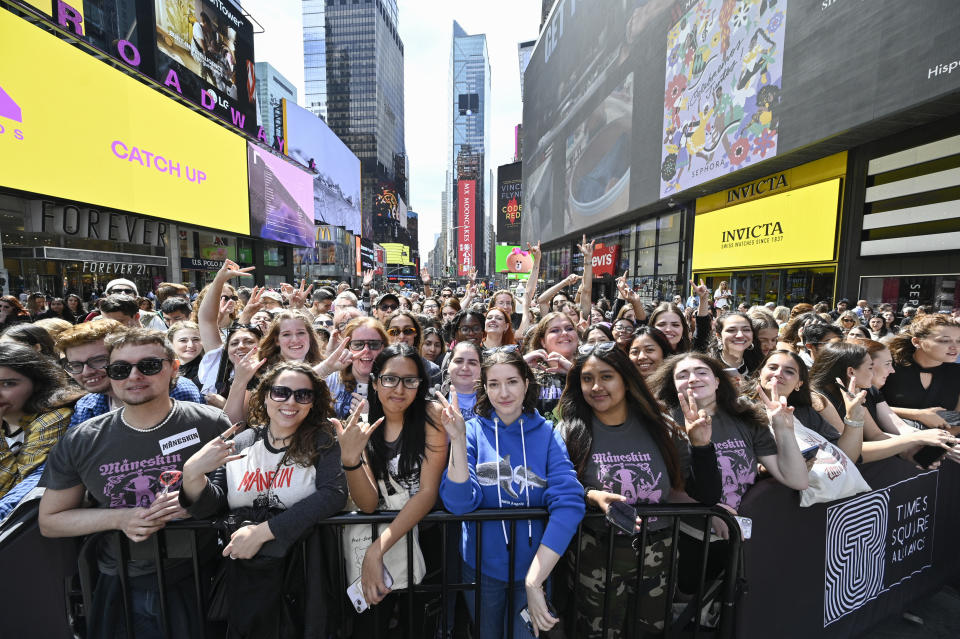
[183,422,246,478]
[435,392,467,441]
[317,333,353,376]
[758,383,795,431]
[233,346,266,387]
[689,278,709,299]
[677,387,712,446]
[331,399,385,466]
[834,376,867,423]
[289,278,314,309]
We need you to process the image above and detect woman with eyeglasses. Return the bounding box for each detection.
[524,311,580,419]
[332,344,446,632]
[558,342,720,636]
[385,310,442,386]
[422,297,442,321]
[629,326,672,380]
[325,317,388,419]
[482,307,517,350]
[610,317,636,352]
[439,348,585,639]
[0,343,83,513]
[167,321,204,390]
[420,327,446,366]
[0,296,30,331]
[180,361,346,637]
[883,315,960,429]
[444,309,486,351]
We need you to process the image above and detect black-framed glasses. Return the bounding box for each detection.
[105,357,172,380]
[379,303,398,312]
[348,339,384,352]
[612,323,635,333]
[483,344,519,357]
[458,325,483,335]
[376,375,422,389]
[221,295,239,302]
[578,342,617,357]
[269,385,315,404]
[387,326,417,337]
[62,355,110,374]
[108,288,136,296]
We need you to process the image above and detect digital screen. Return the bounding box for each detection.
[247,143,315,248]
[153,0,257,135]
[457,180,476,276]
[495,245,532,280]
[523,0,960,244]
[497,162,522,244]
[283,100,362,235]
[0,8,249,234]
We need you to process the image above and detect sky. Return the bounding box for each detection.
[242,0,542,264]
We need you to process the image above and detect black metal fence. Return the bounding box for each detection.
[72,504,742,639]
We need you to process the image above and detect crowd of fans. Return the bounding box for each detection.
[0,241,958,638]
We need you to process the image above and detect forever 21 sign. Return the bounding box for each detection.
[82,261,148,275]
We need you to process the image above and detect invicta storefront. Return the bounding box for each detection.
[691,153,846,308]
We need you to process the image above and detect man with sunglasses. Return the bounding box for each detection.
[57,321,204,429]
[39,328,231,637]
[373,292,400,322]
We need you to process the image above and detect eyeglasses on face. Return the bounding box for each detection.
[379,304,398,312]
[613,323,634,333]
[269,385,315,404]
[376,374,422,389]
[387,326,417,337]
[105,357,172,380]
[578,341,617,357]
[221,295,239,302]
[108,288,136,296]
[347,339,384,352]
[458,324,483,335]
[483,344,519,357]
[62,355,110,374]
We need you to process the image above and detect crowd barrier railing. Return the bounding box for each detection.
[66,504,742,639]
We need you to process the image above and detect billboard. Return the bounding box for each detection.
[591,244,621,278]
[360,237,376,271]
[523,0,960,244]
[283,100,362,235]
[373,182,412,245]
[495,245,532,280]
[382,243,413,266]
[153,0,257,135]
[247,143,314,248]
[457,180,476,276]
[0,7,249,234]
[497,162,523,244]
[374,243,386,275]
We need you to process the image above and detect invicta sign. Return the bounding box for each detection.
[720,221,784,248]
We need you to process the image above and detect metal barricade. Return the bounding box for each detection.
[74,505,741,639]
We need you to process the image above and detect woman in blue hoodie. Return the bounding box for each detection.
[439,349,585,638]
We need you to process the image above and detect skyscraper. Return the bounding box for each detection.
[447,21,490,277]
[254,62,297,150]
[301,0,406,241]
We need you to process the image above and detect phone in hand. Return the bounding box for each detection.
[801,443,820,461]
[914,444,951,469]
[346,565,394,613]
[734,516,753,540]
[520,602,559,635]
[605,500,639,534]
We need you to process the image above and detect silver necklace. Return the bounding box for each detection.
[120,401,176,433]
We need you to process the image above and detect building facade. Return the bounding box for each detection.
[303,0,407,243]
[446,21,491,277]
[254,62,298,150]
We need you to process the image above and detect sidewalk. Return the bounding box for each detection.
[857,586,960,638]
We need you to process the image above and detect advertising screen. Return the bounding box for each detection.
[247,143,314,248]
[283,100,362,235]
[0,8,249,234]
[153,0,257,135]
[497,162,523,244]
[523,0,960,244]
[458,180,476,276]
[495,245,532,280]
[360,238,376,271]
[373,182,412,245]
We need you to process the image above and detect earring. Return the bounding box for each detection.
[747,342,754,350]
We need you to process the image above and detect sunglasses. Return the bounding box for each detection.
[108,288,137,296]
[379,304,398,312]
[387,326,417,337]
[221,295,239,302]
[106,357,172,380]
[269,385,315,404]
[578,341,617,357]
[62,355,110,374]
[483,344,519,357]
[347,339,384,352]
[376,375,422,389]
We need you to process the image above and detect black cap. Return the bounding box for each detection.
[839,298,850,305]
[377,293,400,308]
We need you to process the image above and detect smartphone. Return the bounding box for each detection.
[520,602,559,635]
[734,516,753,540]
[346,566,394,613]
[605,500,638,534]
[914,444,951,469]
[355,382,368,398]
[801,443,820,461]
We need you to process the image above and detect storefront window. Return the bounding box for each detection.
[636,247,655,276]
[659,212,682,244]
[264,244,287,268]
[859,274,959,312]
[699,267,835,307]
[638,217,657,249]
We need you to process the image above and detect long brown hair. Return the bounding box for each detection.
[474,350,540,419]
[248,361,335,466]
[337,316,388,393]
[648,303,691,353]
[889,314,958,367]
[258,309,323,365]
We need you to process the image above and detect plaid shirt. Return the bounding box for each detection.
[68,376,204,428]
[0,408,72,498]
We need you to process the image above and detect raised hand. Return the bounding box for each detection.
[523,348,549,372]
[317,334,353,375]
[545,351,573,374]
[577,233,595,259]
[758,384,795,431]
[435,393,467,441]
[289,278,314,309]
[216,259,255,282]
[834,377,867,423]
[331,399,385,466]
[234,346,266,386]
[526,241,542,261]
[420,269,431,285]
[362,269,375,286]
[468,267,478,284]
[183,422,245,477]
[678,387,712,446]
[690,278,710,299]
